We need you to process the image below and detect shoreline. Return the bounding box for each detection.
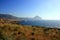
[0,18,60,40]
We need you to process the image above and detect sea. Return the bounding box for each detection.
[19,20,60,28]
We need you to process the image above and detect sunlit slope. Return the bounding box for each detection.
[0,18,60,40]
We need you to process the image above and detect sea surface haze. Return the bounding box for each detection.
[19,20,60,28]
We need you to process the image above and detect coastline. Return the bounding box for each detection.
[0,18,60,40]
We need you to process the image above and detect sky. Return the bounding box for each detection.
[0,0,60,20]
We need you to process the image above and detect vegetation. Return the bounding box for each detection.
[0,18,60,40]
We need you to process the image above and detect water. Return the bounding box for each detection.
[19,20,60,28]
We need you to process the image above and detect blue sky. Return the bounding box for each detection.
[0,0,60,20]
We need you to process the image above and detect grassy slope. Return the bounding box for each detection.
[0,18,60,40]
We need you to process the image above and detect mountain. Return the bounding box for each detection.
[0,14,20,20]
[34,16,42,20]
[0,14,42,21]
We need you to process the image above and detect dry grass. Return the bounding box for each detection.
[0,18,60,40]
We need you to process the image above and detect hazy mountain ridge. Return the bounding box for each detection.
[0,14,42,20]
[0,14,21,20]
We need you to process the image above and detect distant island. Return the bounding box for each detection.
[34,16,42,20]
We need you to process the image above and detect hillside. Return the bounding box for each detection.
[0,14,20,20]
[0,18,60,40]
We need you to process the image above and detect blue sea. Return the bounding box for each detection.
[19,20,60,28]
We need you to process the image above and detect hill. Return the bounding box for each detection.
[34,16,42,20]
[0,18,60,40]
[0,14,42,21]
[0,14,20,20]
